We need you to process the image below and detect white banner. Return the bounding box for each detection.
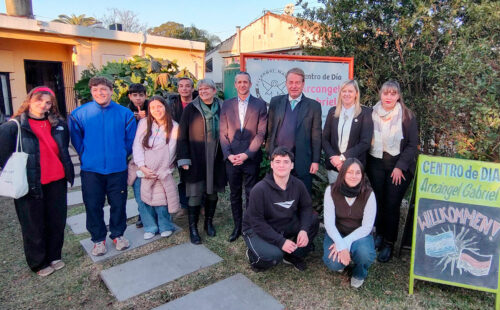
[245,57,351,126]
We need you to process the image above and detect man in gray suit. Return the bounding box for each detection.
[220,72,267,242]
[265,67,322,193]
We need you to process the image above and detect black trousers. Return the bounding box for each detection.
[366,155,413,243]
[81,170,128,242]
[243,213,319,270]
[225,159,259,225]
[14,178,67,272]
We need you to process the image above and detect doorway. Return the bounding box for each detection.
[24,60,67,116]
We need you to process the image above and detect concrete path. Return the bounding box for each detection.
[68,177,81,188]
[100,243,222,301]
[154,273,284,310]
[67,199,139,234]
[81,223,182,263]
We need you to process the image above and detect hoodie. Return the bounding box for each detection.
[243,173,313,248]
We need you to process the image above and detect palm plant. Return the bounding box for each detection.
[53,14,100,27]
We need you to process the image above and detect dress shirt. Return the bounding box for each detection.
[238,96,249,130]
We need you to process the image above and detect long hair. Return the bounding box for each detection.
[331,158,371,197]
[334,80,361,118]
[12,86,61,126]
[379,80,414,120]
[142,96,173,149]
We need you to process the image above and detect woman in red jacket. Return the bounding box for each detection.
[0,87,74,277]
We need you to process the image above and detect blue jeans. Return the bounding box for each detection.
[133,178,175,234]
[322,233,376,280]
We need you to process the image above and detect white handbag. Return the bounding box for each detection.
[0,119,29,199]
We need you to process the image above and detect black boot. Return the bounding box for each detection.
[377,241,393,263]
[188,205,201,244]
[228,205,242,242]
[204,198,217,237]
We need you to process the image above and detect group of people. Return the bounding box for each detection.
[0,67,418,289]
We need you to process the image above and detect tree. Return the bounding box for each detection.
[298,0,499,161]
[100,8,147,33]
[52,14,100,26]
[148,22,221,51]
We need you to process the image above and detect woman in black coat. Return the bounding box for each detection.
[177,79,226,244]
[366,80,418,263]
[0,86,74,277]
[322,80,373,183]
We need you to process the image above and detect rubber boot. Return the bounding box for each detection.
[188,205,201,244]
[204,198,217,237]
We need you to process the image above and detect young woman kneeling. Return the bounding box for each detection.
[322,158,376,288]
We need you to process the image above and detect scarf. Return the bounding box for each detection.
[200,99,220,140]
[340,181,361,198]
[370,101,404,158]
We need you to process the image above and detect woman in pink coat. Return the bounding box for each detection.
[132,96,180,239]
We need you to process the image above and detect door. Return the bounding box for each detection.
[24,60,67,116]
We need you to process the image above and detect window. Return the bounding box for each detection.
[205,59,213,73]
[0,73,13,116]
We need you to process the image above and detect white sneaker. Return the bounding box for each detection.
[143,232,155,240]
[160,231,173,238]
[351,277,365,288]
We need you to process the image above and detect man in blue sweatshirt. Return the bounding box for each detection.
[69,76,136,256]
[242,146,319,272]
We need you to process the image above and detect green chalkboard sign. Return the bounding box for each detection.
[409,155,500,310]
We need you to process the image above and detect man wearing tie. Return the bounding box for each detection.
[220,72,267,242]
[266,67,322,193]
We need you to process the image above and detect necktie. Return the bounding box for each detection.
[290,99,298,111]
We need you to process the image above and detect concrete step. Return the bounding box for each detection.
[154,273,284,310]
[100,243,222,301]
[66,199,139,234]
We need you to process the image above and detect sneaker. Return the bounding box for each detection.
[160,231,173,238]
[50,260,65,270]
[283,254,307,271]
[37,266,54,277]
[113,236,130,251]
[91,241,107,256]
[351,277,365,288]
[143,232,155,240]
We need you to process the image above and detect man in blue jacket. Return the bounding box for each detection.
[69,76,136,256]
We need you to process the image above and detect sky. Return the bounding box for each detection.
[0,0,322,41]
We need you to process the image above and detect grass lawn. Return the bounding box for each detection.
[0,190,495,309]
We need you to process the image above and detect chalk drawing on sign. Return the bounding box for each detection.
[457,249,493,277]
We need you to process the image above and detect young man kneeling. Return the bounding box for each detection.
[242,146,319,272]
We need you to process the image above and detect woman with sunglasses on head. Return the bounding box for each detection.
[367,80,418,263]
[0,86,74,277]
[323,158,376,288]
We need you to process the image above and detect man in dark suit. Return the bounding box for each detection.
[266,67,322,193]
[220,72,267,242]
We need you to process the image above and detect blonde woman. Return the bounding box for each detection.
[322,80,373,183]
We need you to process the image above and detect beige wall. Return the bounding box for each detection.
[0,25,205,113]
[0,37,73,110]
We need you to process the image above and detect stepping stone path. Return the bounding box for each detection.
[81,223,182,263]
[67,199,139,234]
[154,273,284,310]
[68,177,81,188]
[100,243,222,301]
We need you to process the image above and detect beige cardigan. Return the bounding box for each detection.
[129,119,180,213]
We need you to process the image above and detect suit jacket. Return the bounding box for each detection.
[220,95,268,163]
[322,105,374,170]
[265,94,322,177]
